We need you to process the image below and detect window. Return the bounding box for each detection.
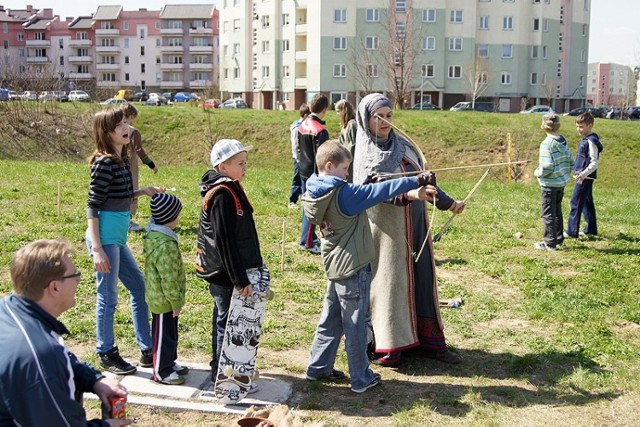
[530,72,538,85]
[193,72,208,81]
[233,19,240,31]
[333,64,346,77]
[333,37,346,50]
[282,40,290,52]
[233,43,240,54]
[396,22,406,39]
[579,75,584,87]
[331,92,347,104]
[155,22,160,30]
[3,40,7,49]
[17,33,24,41]
[502,45,512,58]
[423,9,436,22]
[450,10,463,23]
[581,49,586,62]
[59,56,64,65]
[396,0,406,13]
[141,46,145,56]
[224,68,229,79]
[140,29,145,39]
[544,19,549,31]
[366,9,379,22]
[334,9,346,23]
[282,13,289,25]
[480,16,489,29]
[123,21,128,30]
[448,65,461,79]
[283,65,290,77]
[261,15,270,28]
[234,67,240,78]
[478,44,489,57]
[141,64,145,73]
[503,16,513,30]
[542,45,547,59]
[422,37,435,50]
[366,64,378,77]
[448,38,462,51]
[533,18,539,31]
[422,64,434,78]
[365,36,379,50]
[59,39,63,48]
[124,56,129,64]
[262,41,270,53]
[582,24,587,36]
[156,56,160,64]
[101,73,116,81]
[501,72,512,85]
[35,32,46,40]
[531,46,539,59]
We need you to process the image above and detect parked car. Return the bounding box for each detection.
[144,93,167,106]
[39,91,69,102]
[132,92,148,102]
[9,90,19,100]
[68,90,90,102]
[520,105,554,114]
[201,99,221,109]
[190,93,202,101]
[410,102,441,110]
[450,101,496,112]
[220,98,248,109]
[162,92,174,102]
[605,106,622,119]
[0,88,8,101]
[20,91,38,101]
[173,92,194,102]
[563,107,604,118]
[627,106,640,120]
[100,98,127,106]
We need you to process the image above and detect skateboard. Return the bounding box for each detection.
[214,266,271,404]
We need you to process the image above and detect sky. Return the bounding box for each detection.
[2,0,639,67]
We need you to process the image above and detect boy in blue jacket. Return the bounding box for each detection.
[301,140,434,393]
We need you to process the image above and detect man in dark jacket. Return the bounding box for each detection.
[297,93,329,253]
[0,240,132,426]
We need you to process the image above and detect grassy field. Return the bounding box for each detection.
[1,104,640,426]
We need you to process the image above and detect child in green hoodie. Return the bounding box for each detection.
[144,193,188,385]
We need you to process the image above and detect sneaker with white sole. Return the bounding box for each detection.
[288,202,298,209]
[299,244,321,255]
[156,371,185,385]
[99,347,137,375]
[351,373,381,393]
[534,242,557,251]
[306,369,346,382]
[247,382,259,394]
[173,363,189,375]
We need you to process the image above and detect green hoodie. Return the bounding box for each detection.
[143,230,186,314]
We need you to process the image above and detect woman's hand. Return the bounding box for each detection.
[408,185,438,202]
[239,285,253,297]
[139,186,166,197]
[449,200,466,214]
[93,247,111,273]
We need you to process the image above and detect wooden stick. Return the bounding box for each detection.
[57,181,61,216]
[281,219,286,272]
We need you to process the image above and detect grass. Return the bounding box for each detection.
[1,105,640,425]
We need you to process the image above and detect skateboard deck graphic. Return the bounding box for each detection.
[214,266,271,404]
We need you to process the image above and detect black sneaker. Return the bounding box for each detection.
[351,373,381,393]
[140,349,153,367]
[99,347,137,375]
[306,369,346,381]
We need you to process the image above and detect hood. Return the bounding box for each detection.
[548,134,568,152]
[143,229,174,257]
[586,133,603,152]
[199,170,234,197]
[301,174,345,224]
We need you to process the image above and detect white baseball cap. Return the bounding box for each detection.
[210,139,253,167]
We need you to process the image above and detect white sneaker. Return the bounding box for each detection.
[247,382,259,394]
[300,244,321,255]
[288,202,298,209]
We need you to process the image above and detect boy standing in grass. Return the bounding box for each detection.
[533,114,574,251]
[195,139,269,394]
[302,140,434,393]
[566,112,603,238]
[144,193,188,385]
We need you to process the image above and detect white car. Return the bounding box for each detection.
[20,91,38,101]
[69,90,90,102]
[520,105,555,114]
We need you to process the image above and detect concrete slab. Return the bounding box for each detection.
[86,363,292,415]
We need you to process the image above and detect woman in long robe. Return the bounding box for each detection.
[352,93,464,367]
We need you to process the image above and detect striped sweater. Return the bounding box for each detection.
[534,134,574,189]
[86,155,133,218]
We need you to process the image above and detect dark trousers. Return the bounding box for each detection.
[209,282,233,373]
[289,159,302,204]
[567,179,597,236]
[299,177,318,248]
[151,312,179,380]
[541,188,565,248]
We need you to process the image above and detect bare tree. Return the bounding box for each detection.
[348,40,377,97]
[463,58,490,109]
[541,76,559,107]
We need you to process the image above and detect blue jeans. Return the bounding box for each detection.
[299,178,318,248]
[307,265,376,390]
[289,159,302,204]
[209,282,233,372]
[88,241,152,354]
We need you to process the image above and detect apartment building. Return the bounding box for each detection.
[586,62,637,107]
[0,4,219,95]
[219,0,591,112]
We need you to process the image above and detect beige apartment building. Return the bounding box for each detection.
[219,0,591,113]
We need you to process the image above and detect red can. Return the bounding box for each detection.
[109,396,127,419]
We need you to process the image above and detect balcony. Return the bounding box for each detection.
[295,50,307,61]
[189,62,213,70]
[26,56,50,63]
[96,63,120,70]
[69,39,92,47]
[161,45,184,53]
[68,72,94,79]
[160,28,184,35]
[160,62,185,70]
[295,23,307,34]
[189,45,214,53]
[189,80,211,88]
[68,55,93,63]
[26,39,50,47]
[95,46,120,53]
[97,80,121,87]
[189,27,213,35]
[160,81,184,89]
[95,28,120,36]
[295,77,307,88]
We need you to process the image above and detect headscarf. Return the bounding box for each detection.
[353,93,414,184]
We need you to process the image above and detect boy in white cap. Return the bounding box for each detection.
[144,193,188,385]
[195,139,269,393]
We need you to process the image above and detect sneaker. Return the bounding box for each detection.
[129,221,144,232]
[288,202,298,209]
[99,347,137,375]
[156,371,185,385]
[563,232,578,239]
[299,244,321,255]
[173,363,189,375]
[578,231,587,237]
[306,369,346,382]
[247,382,259,394]
[534,242,557,251]
[140,349,153,367]
[351,373,382,393]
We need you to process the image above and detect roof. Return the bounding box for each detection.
[93,5,122,20]
[24,18,51,29]
[69,17,94,29]
[160,4,214,19]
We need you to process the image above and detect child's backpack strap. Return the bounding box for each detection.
[203,184,244,216]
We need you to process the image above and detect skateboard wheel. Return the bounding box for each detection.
[266,289,275,301]
[223,365,234,377]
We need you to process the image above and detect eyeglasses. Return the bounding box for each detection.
[59,271,82,280]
